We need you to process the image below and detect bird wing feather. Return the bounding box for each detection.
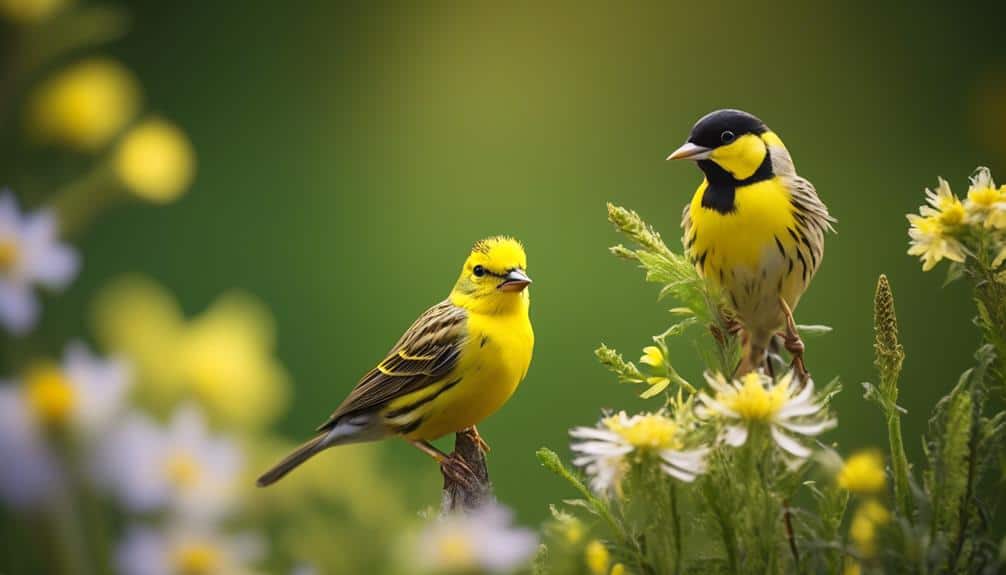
[316,299,468,431]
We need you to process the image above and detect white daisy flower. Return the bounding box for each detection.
[116,523,264,575]
[414,503,538,574]
[0,190,79,334]
[697,370,835,459]
[570,411,707,495]
[96,403,243,521]
[0,342,130,508]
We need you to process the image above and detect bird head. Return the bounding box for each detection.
[450,236,531,314]
[667,109,784,184]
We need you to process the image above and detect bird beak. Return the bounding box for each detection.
[498,269,532,292]
[667,142,712,161]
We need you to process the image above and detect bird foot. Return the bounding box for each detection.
[783,334,810,383]
[463,426,491,454]
[439,452,480,491]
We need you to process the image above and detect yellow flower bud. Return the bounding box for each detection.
[610,563,627,575]
[837,450,887,495]
[115,118,196,203]
[29,59,139,151]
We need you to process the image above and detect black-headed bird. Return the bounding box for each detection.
[257,237,534,487]
[667,109,835,377]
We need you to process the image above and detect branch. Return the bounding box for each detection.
[440,427,492,514]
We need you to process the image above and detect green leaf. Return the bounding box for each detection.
[796,324,833,338]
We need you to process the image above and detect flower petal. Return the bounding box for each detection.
[771,426,811,458]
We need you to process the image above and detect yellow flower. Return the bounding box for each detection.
[639,345,664,367]
[907,213,967,271]
[837,450,887,495]
[963,168,1005,227]
[718,372,788,421]
[24,362,75,426]
[92,276,289,430]
[114,118,196,203]
[849,500,890,558]
[0,0,68,23]
[641,376,670,399]
[28,59,139,151]
[610,564,627,575]
[698,371,835,458]
[603,412,679,450]
[585,540,610,575]
[843,560,862,575]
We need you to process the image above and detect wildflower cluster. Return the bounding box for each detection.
[535,198,1006,574]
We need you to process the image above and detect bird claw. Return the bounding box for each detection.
[440,452,479,491]
[464,426,491,454]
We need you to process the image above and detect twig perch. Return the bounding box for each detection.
[440,427,492,514]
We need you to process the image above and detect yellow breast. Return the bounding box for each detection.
[405,307,534,441]
[686,177,798,281]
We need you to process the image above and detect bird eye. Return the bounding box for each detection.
[721,130,736,144]
[473,265,486,277]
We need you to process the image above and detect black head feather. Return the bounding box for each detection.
[687,109,767,149]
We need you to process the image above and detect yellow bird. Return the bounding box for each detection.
[257,236,534,487]
[667,109,835,377]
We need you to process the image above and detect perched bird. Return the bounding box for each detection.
[257,236,534,487]
[667,109,835,377]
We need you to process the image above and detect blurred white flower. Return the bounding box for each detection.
[0,387,62,508]
[570,411,707,495]
[0,190,79,334]
[116,523,264,575]
[415,503,538,574]
[96,404,243,521]
[697,370,835,459]
[0,342,129,508]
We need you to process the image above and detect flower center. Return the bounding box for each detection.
[25,363,76,426]
[435,533,474,568]
[968,186,1001,208]
[721,373,787,422]
[172,543,220,575]
[605,413,678,449]
[937,202,965,226]
[0,238,19,273]
[166,452,202,488]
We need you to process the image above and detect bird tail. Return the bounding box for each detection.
[256,433,329,487]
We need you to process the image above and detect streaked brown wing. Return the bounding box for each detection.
[316,299,468,431]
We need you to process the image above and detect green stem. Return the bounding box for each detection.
[50,161,123,237]
[670,482,682,575]
[886,411,915,521]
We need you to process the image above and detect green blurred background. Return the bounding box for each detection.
[21,0,1006,524]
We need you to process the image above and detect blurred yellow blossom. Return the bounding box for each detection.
[29,58,139,151]
[610,564,627,575]
[92,275,288,430]
[843,560,862,575]
[849,499,890,558]
[585,539,610,575]
[114,117,196,203]
[837,450,887,495]
[0,0,69,23]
